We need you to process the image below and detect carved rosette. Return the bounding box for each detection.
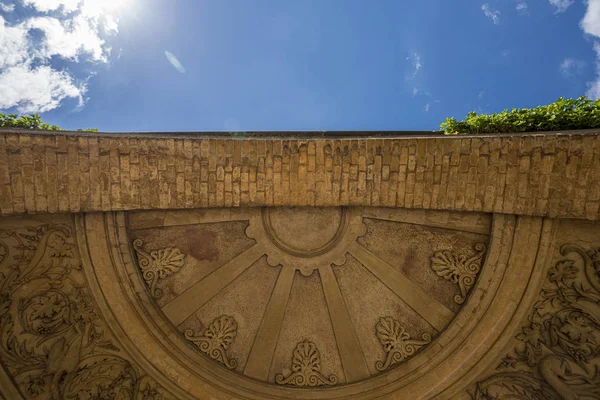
[375,317,431,372]
[275,340,338,387]
[184,315,238,370]
[474,245,600,400]
[430,243,487,304]
[132,238,186,298]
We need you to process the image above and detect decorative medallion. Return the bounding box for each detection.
[246,207,367,276]
[132,238,186,298]
[430,243,487,304]
[375,317,432,372]
[184,315,238,370]
[275,340,338,387]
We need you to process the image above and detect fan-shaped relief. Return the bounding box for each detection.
[430,243,487,305]
[375,317,432,372]
[184,315,238,370]
[275,340,338,387]
[85,208,521,399]
[132,239,186,298]
[473,245,600,400]
[124,207,493,384]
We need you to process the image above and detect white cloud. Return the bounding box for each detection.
[406,53,421,79]
[482,4,501,25]
[0,0,120,113]
[580,1,600,98]
[0,64,83,112]
[516,1,529,15]
[549,0,574,13]
[0,16,29,68]
[165,51,186,73]
[560,58,585,77]
[412,87,418,96]
[478,91,485,99]
[587,43,600,99]
[424,103,431,112]
[0,2,15,12]
[581,0,600,38]
[27,15,110,61]
[22,0,80,13]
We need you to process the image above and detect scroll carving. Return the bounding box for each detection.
[375,317,431,372]
[430,243,487,304]
[184,315,238,370]
[0,223,169,399]
[132,239,186,298]
[275,340,338,387]
[472,245,600,400]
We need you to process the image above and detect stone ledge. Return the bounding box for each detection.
[0,130,598,219]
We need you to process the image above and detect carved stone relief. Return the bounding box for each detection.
[275,340,338,387]
[184,315,238,370]
[471,244,600,400]
[132,239,186,298]
[122,206,494,393]
[1,207,551,400]
[430,243,487,305]
[0,218,170,399]
[375,316,432,372]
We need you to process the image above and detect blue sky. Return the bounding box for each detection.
[0,0,599,132]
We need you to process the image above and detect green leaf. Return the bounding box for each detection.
[440,96,600,134]
[0,114,98,132]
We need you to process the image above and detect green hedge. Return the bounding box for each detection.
[0,113,98,132]
[440,96,600,135]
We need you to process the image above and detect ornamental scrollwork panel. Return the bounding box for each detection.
[0,223,169,399]
[184,315,238,370]
[430,243,487,305]
[375,316,431,372]
[472,245,600,400]
[275,340,338,387]
[132,239,186,299]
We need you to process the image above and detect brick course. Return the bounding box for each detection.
[1,130,598,219]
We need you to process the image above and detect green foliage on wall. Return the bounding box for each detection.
[440,96,600,134]
[0,113,98,132]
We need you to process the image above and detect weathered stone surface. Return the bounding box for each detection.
[0,130,598,399]
[1,130,598,220]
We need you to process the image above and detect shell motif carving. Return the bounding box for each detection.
[132,238,186,298]
[184,315,238,370]
[430,243,487,304]
[275,340,338,387]
[375,317,432,372]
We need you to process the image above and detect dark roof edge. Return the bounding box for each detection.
[1,128,599,140]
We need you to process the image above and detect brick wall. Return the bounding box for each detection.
[1,130,598,219]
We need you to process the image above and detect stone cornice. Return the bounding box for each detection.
[0,130,598,219]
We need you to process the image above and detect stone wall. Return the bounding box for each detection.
[1,129,600,400]
[1,130,599,219]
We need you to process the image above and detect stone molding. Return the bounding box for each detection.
[1,130,598,220]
